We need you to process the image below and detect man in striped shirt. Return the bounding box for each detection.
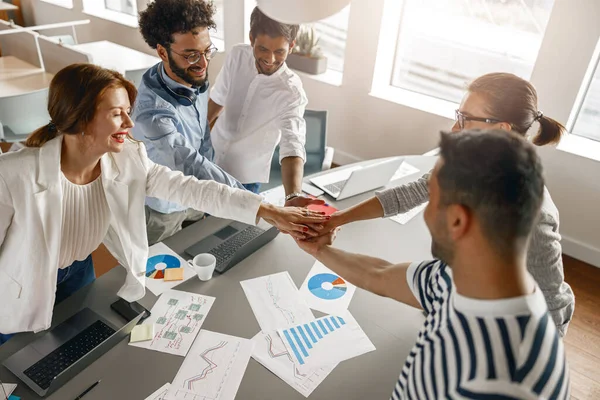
[295,129,570,399]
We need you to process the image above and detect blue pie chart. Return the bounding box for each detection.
[146,254,181,279]
[308,273,348,300]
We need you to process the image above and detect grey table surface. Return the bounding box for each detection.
[0,155,437,400]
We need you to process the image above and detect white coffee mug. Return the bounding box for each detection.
[187,254,216,281]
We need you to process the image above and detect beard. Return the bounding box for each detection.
[254,59,283,76]
[167,51,208,88]
[430,215,455,264]
[431,238,454,264]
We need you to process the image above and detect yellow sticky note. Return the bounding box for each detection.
[164,268,184,281]
[130,324,154,343]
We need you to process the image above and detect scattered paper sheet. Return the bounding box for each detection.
[260,186,286,207]
[251,331,335,398]
[0,383,17,398]
[170,330,253,400]
[389,202,428,225]
[145,383,171,400]
[240,272,314,332]
[130,324,154,343]
[299,261,356,315]
[391,162,420,182]
[130,290,215,357]
[145,243,196,296]
[277,311,375,373]
[165,387,204,400]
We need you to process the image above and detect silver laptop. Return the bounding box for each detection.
[3,308,143,397]
[310,157,404,200]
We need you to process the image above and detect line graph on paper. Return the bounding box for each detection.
[240,272,314,332]
[183,341,228,388]
[251,332,336,397]
[266,276,301,326]
[171,330,253,400]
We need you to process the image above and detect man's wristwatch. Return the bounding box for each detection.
[284,192,304,202]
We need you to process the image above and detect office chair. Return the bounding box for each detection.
[0,88,50,142]
[125,69,146,88]
[263,109,334,190]
[48,35,76,46]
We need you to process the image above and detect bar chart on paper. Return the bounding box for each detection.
[278,311,375,373]
[251,331,336,397]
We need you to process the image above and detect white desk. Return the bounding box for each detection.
[72,40,159,74]
[0,56,53,98]
[0,2,18,11]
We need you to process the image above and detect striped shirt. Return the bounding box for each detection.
[391,260,570,400]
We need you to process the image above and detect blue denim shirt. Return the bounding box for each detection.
[132,63,245,214]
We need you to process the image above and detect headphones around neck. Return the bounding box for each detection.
[157,66,207,107]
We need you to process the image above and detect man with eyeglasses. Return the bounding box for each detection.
[133,0,246,245]
[207,7,318,208]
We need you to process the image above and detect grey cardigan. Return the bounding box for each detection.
[376,173,575,336]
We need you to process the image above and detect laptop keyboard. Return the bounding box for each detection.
[209,226,264,272]
[323,179,348,196]
[24,320,115,390]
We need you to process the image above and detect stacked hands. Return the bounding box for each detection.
[258,195,344,256]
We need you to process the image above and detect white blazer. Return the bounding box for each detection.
[0,136,262,334]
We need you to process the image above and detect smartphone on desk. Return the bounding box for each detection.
[110,298,151,323]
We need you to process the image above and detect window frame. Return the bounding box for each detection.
[81,0,138,28]
[566,36,600,139]
[39,0,73,9]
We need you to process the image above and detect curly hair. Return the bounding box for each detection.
[139,0,216,49]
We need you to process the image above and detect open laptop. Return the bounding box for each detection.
[3,308,143,397]
[185,220,279,274]
[310,157,404,200]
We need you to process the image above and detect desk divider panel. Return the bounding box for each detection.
[37,35,92,74]
[0,21,43,68]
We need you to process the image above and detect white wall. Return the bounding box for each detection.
[20,0,600,266]
[530,0,600,267]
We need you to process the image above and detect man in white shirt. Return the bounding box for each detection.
[208,7,315,207]
[295,130,570,399]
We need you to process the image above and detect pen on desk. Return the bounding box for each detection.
[73,380,100,400]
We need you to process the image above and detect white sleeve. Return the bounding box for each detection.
[210,50,235,106]
[137,142,262,226]
[278,91,308,163]
[0,172,14,248]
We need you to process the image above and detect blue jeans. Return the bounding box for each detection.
[243,183,261,194]
[0,255,96,345]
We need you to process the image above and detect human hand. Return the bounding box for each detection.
[259,204,328,239]
[284,195,325,208]
[294,228,340,257]
[317,211,346,234]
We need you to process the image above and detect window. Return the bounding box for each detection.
[82,0,138,27]
[390,0,555,103]
[311,5,350,72]
[104,0,137,17]
[40,0,73,8]
[570,49,600,142]
[212,0,225,41]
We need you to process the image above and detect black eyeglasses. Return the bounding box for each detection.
[169,44,218,65]
[455,109,502,130]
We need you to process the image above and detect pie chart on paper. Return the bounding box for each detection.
[307,273,348,300]
[146,254,181,279]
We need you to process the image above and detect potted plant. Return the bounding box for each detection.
[286,26,328,75]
